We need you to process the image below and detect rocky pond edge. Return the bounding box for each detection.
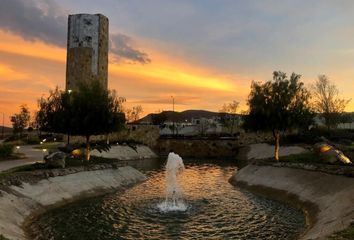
[230,164,354,240]
[0,165,147,240]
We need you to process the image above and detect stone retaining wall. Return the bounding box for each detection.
[230,165,354,239]
[0,166,146,240]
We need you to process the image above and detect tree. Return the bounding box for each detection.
[244,71,313,161]
[36,87,67,134]
[125,105,143,123]
[37,80,125,161]
[219,100,240,135]
[195,118,211,136]
[10,105,30,136]
[151,111,168,127]
[312,75,351,131]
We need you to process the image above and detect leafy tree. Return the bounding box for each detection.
[312,75,351,131]
[125,105,143,123]
[219,100,240,135]
[37,80,125,160]
[10,105,30,136]
[244,71,313,161]
[36,87,67,134]
[151,111,168,127]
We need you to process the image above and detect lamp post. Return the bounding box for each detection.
[0,112,4,140]
[171,96,175,135]
[67,89,72,145]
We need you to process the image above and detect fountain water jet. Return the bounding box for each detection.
[157,152,187,212]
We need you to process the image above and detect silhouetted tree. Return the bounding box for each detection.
[125,105,143,123]
[244,71,313,161]
[312,75,351,131]
[37,80,125,160]
[151,111,168,127]
[10,105,30,137]
[219,100,240,135]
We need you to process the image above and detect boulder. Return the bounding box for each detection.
[313,142,352,164]
[314,142,332,153]
[44,151,66,168]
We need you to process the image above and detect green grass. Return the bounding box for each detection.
[0,143,14,160]
[0,234,10,240]
[278,152,323,164]
[33,142,63,151]
[328,223,354,240]
[0,143,25,161]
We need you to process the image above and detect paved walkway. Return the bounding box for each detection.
[0,145,45,172]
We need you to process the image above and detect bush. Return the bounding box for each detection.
[0,144,14,159]
[0,234,10,240]
[26,135,41,144]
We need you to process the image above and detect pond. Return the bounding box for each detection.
[29,158,305,239]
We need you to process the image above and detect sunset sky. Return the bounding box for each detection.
[1,0,354,126]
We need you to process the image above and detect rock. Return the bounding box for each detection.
[313,142,352,164]
[321,148,339,164]
[313,142,332,153]
[44,151,66,168]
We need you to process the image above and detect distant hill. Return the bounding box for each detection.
[0,126,12,133]
[137,110,238,124]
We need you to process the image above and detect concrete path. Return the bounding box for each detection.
[0,145,45,172]
[247,143,308,160]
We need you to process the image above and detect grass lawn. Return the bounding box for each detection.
[0,153,26,161]
[0,234,9,240]
[278,152,324,164]
[0,143,25,161]
[33,142,63,151]
[329,223,354,240]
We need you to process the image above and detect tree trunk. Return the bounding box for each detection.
[105,133,109,144]
[85,135,90,161]
[273,130,280,161]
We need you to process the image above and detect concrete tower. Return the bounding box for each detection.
[66,14,109,91]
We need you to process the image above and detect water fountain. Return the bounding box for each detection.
[157,152,188,212]
[32,157,306,239]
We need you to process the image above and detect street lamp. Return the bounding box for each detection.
[67,89,72,145]
[171,96,175,135]
[0,112,4,140]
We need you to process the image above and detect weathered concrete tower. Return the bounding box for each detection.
[66,14,109,91]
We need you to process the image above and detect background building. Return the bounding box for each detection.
[66,14,109,91]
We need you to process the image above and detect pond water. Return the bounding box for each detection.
[29,158,305,240]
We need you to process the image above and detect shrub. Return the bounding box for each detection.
[0,144,14,159]
[0,234,10,240]
[26,135,41,144]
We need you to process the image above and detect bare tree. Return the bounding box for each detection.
[219,100,240,135]
[312,75,351,131]
[10,105,30,137]
[125,105,143,123]
[195,118,211,136]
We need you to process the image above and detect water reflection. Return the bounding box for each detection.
[30,158,305,240]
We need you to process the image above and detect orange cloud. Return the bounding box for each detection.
[0,29,253,126]
[0,63,28,80]
[0,30,66,63]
